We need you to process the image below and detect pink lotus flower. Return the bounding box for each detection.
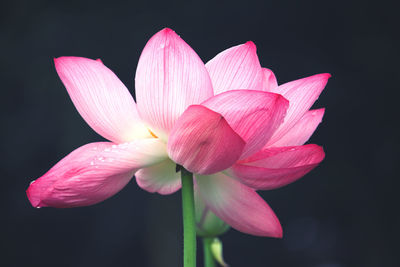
[27,28,329,238]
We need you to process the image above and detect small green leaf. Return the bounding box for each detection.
[211,238,229,267]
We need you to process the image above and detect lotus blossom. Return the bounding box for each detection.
[27,28,329,238]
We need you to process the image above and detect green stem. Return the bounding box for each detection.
[203,237,216,267]
[181,168,196,267]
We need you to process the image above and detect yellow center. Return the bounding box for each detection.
[148,129,158,138]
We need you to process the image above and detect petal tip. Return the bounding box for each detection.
[313,108,325,123]
[26,182,43,208]
[145,28,184,52]
[306,144,326,163]
[319,146,326,161]
[156,27,179,39]
[54,57,76,69]
[275,228,283,239]
[269,211,283,238]
[54,56,70,63]
[244,41,257,51]
[319,73,332,80]
[310,108,326,119]
[269,221,283,238]
[160,27,174,33]
[53,56,62,66]
[271,92,290,113]
[54,56,80,70]
[303,73,331,84]
[275,92,289,104]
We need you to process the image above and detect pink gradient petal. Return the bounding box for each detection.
[196,172,282,237]
[272,108,325,147]
[229,144,325,190]
[206,42,264,94]
[202,90,289,159]
[135,159,181,195]
[261,68,278,91]
[266,73,330,146]
[55,57,150,144]
[167,105,245,175]
[194,185,230,237]
[135,28,214,140]
[26,140,167,208]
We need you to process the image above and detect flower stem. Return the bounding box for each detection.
[181,167,196,267]
[203,237,216,267]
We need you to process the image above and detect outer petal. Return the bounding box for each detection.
[27,140,167,208]
[202,90,289,159]
[206,42,264,94]
[266,73,330,146]
[261,68,278,91]
[195,185,230,237]
[196,172,282,237]
[167,105,245,175]
[229,144,325,190]
[55,57,150,143]
[135,159,181,195]
[272,108,325,147]
[135,28,214,140]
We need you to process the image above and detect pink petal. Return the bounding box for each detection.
[135,28,214,140]
[55,57,150,144]
[135,159,181,195]
[229,144,325,190]
[206,42,264,94]
[266,73,330,146]
[194,185,230,237]
[196,172,282,237]
[202,90,289,159]
[272,108,325,147]
[167,105,245,175]
[27,140,167,208]
[261,68,278,91]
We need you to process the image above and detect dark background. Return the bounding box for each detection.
[1,0,399,266]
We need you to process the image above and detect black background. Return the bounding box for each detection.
[1,0,399,266]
